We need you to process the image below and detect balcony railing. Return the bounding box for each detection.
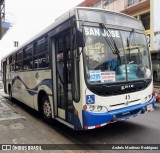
[128,0,143,7]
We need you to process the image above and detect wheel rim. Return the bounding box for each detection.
[43,100,51,118]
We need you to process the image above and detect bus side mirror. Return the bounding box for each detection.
[76,29,84,48]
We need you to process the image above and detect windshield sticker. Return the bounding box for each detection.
[84,27,120,38]
[87,42,105,55]
[101,71,115,83]
[90,70,101,82]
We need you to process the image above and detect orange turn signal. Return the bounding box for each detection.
[83,105,87,110]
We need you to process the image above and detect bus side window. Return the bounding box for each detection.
[34,54,49,69]
[23,58,33,70]
[34,36,49,69]
[15,61,23,71]
[24,45,33,59]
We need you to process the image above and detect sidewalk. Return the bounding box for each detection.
[0,95,51,144]
[0,92,68,153]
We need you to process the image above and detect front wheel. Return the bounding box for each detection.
[41,95,52,123]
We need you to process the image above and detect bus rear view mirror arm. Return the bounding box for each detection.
[76,29,85,48]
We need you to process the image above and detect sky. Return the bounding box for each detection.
[0,0,83,59]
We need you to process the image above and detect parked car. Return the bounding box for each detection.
[153,90,160,102]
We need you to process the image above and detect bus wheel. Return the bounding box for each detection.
[41,95,52,123]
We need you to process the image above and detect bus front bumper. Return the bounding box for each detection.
[82,97,154,130]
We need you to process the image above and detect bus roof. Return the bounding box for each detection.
[2,7,141,59]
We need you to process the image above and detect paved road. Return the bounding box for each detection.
[0,90,160,153]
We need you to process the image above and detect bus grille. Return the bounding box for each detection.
[115,108,141,119]
[87,79,151,96]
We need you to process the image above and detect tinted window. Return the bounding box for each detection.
[16,51,23,61]
[35,37,48,54]
[34,54,49,69]
[78,9,143,30]
[15,61,23,71]
[11,64,15,72]
[23,58,33,70]
[24,45,33,58]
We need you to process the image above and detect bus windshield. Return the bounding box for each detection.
[78,9,143,30]
[83,26,151,85]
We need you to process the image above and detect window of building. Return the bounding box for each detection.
[104,0,116,6]
[128,0,142,7]
[140,13,150,30]
[93,1,102,8]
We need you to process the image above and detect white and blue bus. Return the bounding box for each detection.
[1,7,154,130]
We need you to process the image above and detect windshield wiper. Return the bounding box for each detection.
[127,29,135,63]
[127,29,143,64]
[99,23,121,65]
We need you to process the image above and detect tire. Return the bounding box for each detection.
[41,95,52,123]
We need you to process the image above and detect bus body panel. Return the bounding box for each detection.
[82,98,154,129]
[9,70,53,111]
[85,82,153,111]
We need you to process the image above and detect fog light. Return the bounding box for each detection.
[89,105,95,111]
[97,106,102,112]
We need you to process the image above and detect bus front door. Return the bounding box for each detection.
[53,33,73,123]
[2,60,7,93]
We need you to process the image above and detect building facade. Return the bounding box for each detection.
[0,0,10,40]
[78,0,160,83]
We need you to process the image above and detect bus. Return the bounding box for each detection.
[1,7,154,130]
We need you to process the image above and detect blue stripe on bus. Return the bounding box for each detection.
[82,97,154,127]
[12,76,52,96]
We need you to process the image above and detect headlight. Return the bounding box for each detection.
[142,94,153,104]
[89,105,95,111]
[85,105,108,113]
[97,106,102,112]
